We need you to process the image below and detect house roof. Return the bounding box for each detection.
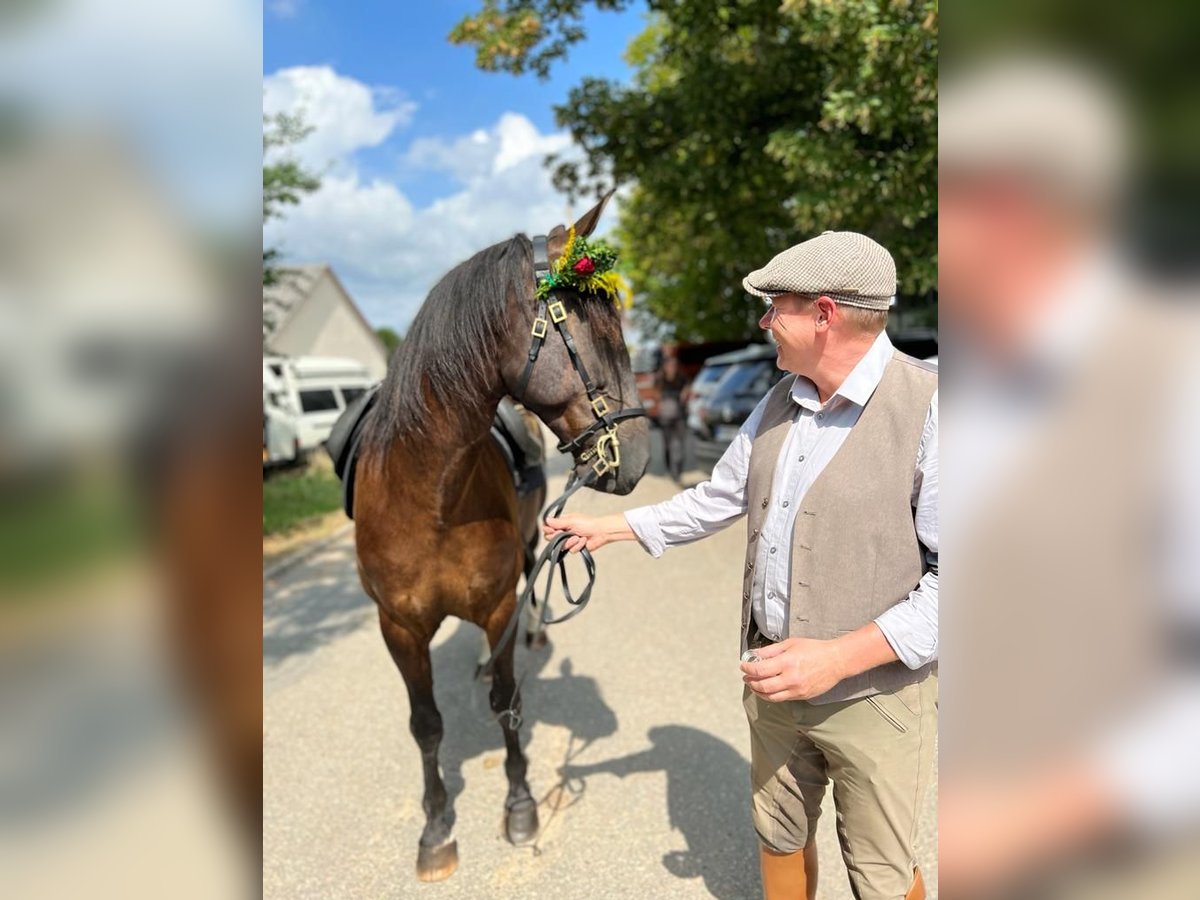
[262,263,327,344]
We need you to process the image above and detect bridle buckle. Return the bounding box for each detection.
[530,317,548,339]
[590,396,610,418]
[590,426,621,477]
[548,300,568,323]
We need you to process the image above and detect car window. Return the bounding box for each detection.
[696,365,729,385]
[717,361,768,396]
[299,389,339,413]
[340,386,366,405]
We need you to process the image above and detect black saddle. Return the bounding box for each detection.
[324,387,546,520]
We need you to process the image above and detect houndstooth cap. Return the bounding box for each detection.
[742,231,896,311]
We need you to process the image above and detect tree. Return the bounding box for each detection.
[376,326,403,355]
[263,111,321,286]
[453,0,937,340]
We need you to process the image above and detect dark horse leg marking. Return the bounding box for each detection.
[485,599,539,844]
[377,610,458,881]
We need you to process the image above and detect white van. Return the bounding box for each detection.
[263,355,375,464]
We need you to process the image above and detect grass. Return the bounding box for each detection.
[0,474,138,600]
[262,460,344,536]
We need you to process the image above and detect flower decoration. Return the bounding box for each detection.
[535,225,631,308]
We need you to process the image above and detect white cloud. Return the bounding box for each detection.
[263,66,416,171]
[0,0,261,229]
[265,90,608,332]
[267,0,300,18]
[405,112,573,183]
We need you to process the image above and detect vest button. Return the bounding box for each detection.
[761,498,769,509]
[770,547,777,554]
[782,500,789,508]
[798,455,805,462]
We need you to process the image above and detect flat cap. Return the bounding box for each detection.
[742,231,896,310]
[940,58,1128,207]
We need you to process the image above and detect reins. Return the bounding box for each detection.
[479,233,645,702]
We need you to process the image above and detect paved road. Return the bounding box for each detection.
[264,433,937,898]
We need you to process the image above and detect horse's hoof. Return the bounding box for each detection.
[505,798,539,845]
[416,839,458,882]
[524,630,548,651]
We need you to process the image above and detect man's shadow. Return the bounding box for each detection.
[561,725,759,900]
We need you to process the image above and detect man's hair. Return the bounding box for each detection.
[794,293,889,335]
[835,303,889,335]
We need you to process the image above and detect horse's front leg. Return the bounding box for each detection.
[485,597,539,844]
[378,610,458,881]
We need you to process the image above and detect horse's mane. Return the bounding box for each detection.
[362,234,531,452]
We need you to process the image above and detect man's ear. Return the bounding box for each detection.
[814,296,837,331]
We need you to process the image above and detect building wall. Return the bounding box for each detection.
[271,271,389,379]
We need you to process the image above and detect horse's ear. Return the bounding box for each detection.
[572,189,615,239]
[545,224,570,262]
[544,189,614,259]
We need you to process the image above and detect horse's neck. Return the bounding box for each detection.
[383,385,503,506]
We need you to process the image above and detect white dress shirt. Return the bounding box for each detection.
[624,331,939,669]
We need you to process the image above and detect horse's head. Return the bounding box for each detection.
[501,192,650,495]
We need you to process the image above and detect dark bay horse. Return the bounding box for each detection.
[353,195,650,881]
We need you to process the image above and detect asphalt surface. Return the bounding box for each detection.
[263,431,937,898]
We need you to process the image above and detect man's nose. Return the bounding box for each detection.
[758,308,775,330]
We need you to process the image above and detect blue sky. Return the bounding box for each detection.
[265,0,647,330]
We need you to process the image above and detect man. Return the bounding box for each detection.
[937,58,1200,897]
[655,352,690,484]
[545,231,937,900]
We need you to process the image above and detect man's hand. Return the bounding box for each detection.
[740,637,849,701]
[543,512,635,553]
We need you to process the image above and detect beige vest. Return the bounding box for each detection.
[741,352,938,704]
[945,300,1195,773]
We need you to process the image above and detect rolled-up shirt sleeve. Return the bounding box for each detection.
[623,393,770,557]
[874,391,939,669]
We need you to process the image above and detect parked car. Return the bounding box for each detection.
[890,327,939,361]
[691,344,786,465]
[686,348,751,432]
[632,339,752,422]
[689,328,938,467]
[263,355,374,465]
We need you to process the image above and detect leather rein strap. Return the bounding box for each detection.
[480,234,646,698]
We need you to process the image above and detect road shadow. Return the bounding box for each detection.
[262,540,374,666]
[427,619,619,831]
[560,725,759,900]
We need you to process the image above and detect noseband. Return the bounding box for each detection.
[513,234,645,480]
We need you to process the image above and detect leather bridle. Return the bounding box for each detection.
[480,233,646,699]
[512,234,646,480]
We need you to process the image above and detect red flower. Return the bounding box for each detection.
[573,256,595,275]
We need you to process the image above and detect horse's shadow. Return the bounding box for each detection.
[427,619,619,828]
[263,540,374,665]
[560,725,759,900]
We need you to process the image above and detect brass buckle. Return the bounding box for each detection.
[591,426,621,477]
[530,317,548,338]
[590,396,610,417]
[548,300,567,323]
